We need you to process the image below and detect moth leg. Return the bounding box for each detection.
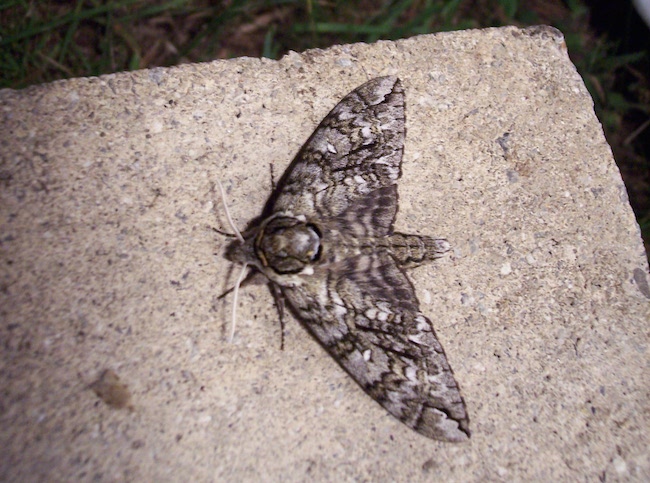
[216,269,259,300]
[211,226,237,238]
[268,282,286,350]
[269,163,276,192]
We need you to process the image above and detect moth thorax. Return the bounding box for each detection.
[256,216,321,274]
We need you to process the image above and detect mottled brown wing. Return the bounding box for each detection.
[263,76,405,237]
[280,250,470,442]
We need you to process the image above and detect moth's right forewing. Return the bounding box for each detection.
[267,77,405,224]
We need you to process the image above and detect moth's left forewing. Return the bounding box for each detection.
[280,251,470,442]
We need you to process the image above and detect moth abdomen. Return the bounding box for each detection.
[387,233,451,267]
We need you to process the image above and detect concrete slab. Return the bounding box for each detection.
[1,26,649,481]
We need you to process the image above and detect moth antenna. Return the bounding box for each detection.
[216,179,245,244]
[229,262,248,343]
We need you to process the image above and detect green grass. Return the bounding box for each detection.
[1,0,648,253]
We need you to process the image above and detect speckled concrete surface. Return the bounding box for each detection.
[1,26,649,481]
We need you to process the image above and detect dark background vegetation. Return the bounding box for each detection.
[1,0,648,255]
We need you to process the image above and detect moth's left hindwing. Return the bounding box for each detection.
[224,77,470,442]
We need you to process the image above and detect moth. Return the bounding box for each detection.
[223,76,469,442]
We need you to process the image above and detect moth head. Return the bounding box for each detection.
[223,231,257,266]
[255,215,322,275]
